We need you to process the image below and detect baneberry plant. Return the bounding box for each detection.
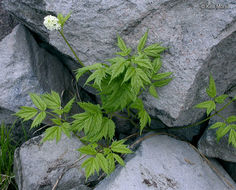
[15,14,172,179]
[15,13,236,181]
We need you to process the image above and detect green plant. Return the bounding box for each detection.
[15,13,236,182]
[195,74,236,147]
[15,14,173,179]
[0,123,18,190]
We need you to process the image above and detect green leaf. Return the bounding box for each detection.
[123,67,135,83]
[110,60,126,81]
[117,34,128,53]
[149,85,158,98]
[75,63,102,81]
[78,144,97,155]
[96,153,109,174]
[216,125,231,142]
[111,140,133,154]
[195,100,216,116]
[143,44,166,57]
[106,153,115,174]
[229,129,236,148]
[152,58,162,73]
[78,102,101,114]
[138,109,151,133]
[72,104,103,140]
[102,118,115,140]
[133,58,153,70]
[137,30,148,52]
[51,118,62,126]
[85,67,106,90]
[63,97,75,113]
[136,68,151,84]
[209,122,226,129]
[42,126,62,143]
[214,95,228,104]
[42,91,61,110]
[226,116,236,124]
[61,122,71,138]
[116,48,132,57]
[15,106,38,121]
[31,111,46,128]
[153,78,172,87]
[233,96,236,101]
[130,98,144,110]
[113,153,125,166]
[152,72,173,81]
[30,93,47,111]
[81,157,99,179]
[206,74,216,98]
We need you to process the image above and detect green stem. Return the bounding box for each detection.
[46,111,66,122]
[59,31,85,67]
[113,112,139,129]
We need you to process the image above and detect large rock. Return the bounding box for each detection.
[14,134,90,190]
[0,24,74,113]
[3,0,236,127]
[94,134,236,190]
[0,0,17,41]
[198,95,236,163]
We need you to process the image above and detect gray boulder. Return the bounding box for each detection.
[0,24,74,113]
[3,0,236,127]
[198,97,236,163]
[0,0,17,41]
[14,134,90,190]
[94,134,236,190]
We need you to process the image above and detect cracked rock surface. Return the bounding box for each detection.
[95,134,236,190]
[14,134,91,190]
[3,0,236,127]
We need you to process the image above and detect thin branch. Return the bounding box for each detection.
[59,31,85,67]
[52,155,87,190]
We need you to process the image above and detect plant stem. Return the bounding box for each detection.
[46,111,66,122]
[113,112,139,129]
[59,31,85,67]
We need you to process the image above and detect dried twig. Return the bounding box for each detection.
[52,154,87,190]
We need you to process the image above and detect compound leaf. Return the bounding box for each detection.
[229,129,236,148]
[31,111,46,128]
[63,97,75,113]
[42,91,61,110]
[138,109,151,133]
[15,106,38,121]
[152,72,173,81]
[111,140,133,154]
[226,116,236,124]
[195,100,216,116]
[153,78,172,87]
[30,93,47,111]
[149,85,158,98]
[42,126,62,143]
[137,30,148,52]
[117,34,128,53]
[78,144,97,155]
[81,157,99,180]
[206,74,216,98]
[216,125,231,142]
[96,153,109,174]
[215,94,228,104]
[209,122,226,129]
[113,153,125,166]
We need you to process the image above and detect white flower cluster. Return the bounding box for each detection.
[43,15,61,31]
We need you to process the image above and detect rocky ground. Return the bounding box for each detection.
[0,0,236,189]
